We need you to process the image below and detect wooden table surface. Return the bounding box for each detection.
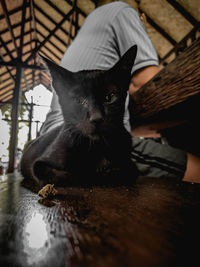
[0,173,200,267]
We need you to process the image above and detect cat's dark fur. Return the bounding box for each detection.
[20,45,138,187]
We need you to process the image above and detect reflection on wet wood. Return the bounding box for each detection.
[0,173,200,267]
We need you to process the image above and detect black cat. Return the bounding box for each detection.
[20,45,138,187]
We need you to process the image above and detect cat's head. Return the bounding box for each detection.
[41,45,137,141]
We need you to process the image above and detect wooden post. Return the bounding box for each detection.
[28,97,33,142]
[7,66,22,173]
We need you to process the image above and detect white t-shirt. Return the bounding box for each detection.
[41,1,158,134]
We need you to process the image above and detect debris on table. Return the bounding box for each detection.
[38,184,58,199]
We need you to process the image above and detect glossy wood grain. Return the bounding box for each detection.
[0,173,200,267]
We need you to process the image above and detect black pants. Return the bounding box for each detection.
[131,137,187,179]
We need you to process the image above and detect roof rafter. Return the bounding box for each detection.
[36,30,64,55]
[29,0,38,90]
[139,7,177,46]
[0,2,29,20]
[24,7,75,63]
[0,0,31,94]
[0,61,46,70]
[45,0,81,33]
[40,43,61,61]
[34,4,74,44]
[160,21,200,64]
[0,0,19,57]
[0,17,32,36]
[0,82,14,93]
[0,89,13,101]
[19,0,27,59]
[1,29,34,52]
[67,0,77,46]
[35,17,71,49]
[65,0,87,17]
[167,0,198,26]
[0,35,16,81]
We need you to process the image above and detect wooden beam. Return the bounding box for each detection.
[0,82,14,92]
[74,7,79,36]
[35,18,69,50]
[45,0,81,32]
[160,22,200,64]
[1,39,36,60]
[19,0,27,59]
[34,5,74,44]
[7,66,22,173]
[64,0,87,17]
[70,0,78,42]
[20,76,40,87]
[24,7,74,63]
[0,100,12,105]
[0,0,19,57]
[0,3,29,20]
[0,94,12,103]
[130,39,200,129]
[68,0,77,46]
[0,36,16,81]
[36,30,64,55]
[0,87,13,98]
[2,118,42,123]
[0,90,13,101]
[39,44,61,62]
[28,99,34,141]
[91,0,98,8]
[30,0,38,90]
[1,29,34,54]
[167,0,198,26]
[30,0,37,43]
[139,8,177,46]
[0,61,46,70]
[0,17,32,36]
[19,0,31,94]
[0,35,15,61]
[0,0,30,96]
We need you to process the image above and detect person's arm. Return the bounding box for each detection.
[129,65,160,95]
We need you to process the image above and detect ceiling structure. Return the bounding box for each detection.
[0,0,199,106]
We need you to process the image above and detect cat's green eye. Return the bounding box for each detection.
[104,93,117,104]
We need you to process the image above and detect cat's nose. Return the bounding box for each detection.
[89,111,103,124]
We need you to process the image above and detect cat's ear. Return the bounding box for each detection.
[112,45,137,74]
[39,54,75,95]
